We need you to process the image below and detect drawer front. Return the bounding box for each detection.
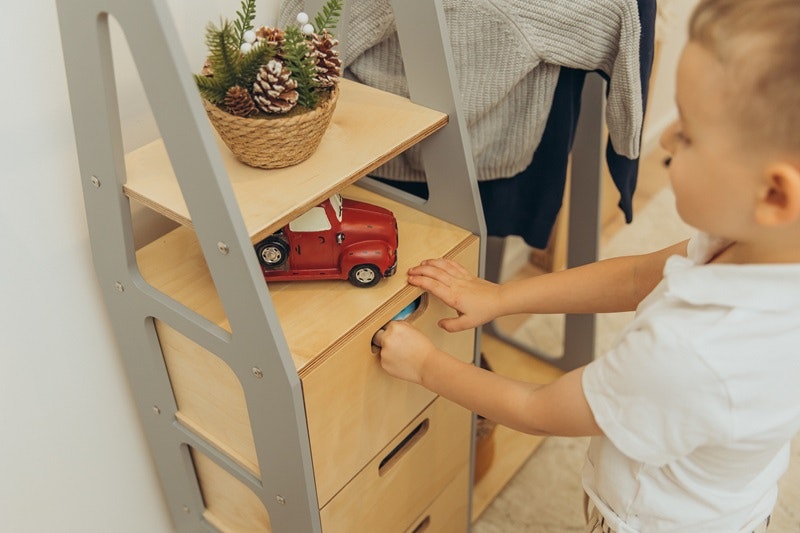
[320,397,471,533]
[405,465,470,533]
[303,238,479,506]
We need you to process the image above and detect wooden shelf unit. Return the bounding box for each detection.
[57,0,493,531]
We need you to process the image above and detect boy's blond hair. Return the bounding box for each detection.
[689,0,800,155]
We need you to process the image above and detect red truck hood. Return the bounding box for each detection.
[341,198,398,246]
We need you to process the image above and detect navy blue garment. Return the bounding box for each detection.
[374,0,657,249]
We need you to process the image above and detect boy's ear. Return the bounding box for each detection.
[755,162,800,226]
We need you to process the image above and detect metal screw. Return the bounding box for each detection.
[152,406,161,415]
[217,241,230,255]
[252,367,263,379]
[90,175,101,188]
[276,495,286,505]
[114,281,125,292]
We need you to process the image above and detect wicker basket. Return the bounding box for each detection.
[202,85,339,169]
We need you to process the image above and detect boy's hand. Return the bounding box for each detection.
[372,321,436,385]
[407,258,501,331]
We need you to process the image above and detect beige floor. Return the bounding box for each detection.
[472,150,800,532]
[474,435,800,532]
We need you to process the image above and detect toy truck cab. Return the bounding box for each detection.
[255,193,398,287]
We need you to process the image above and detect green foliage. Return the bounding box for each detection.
[312,0,343,35]
[238,41,276,86]
[233,0,257,45]
[194,71,228,105]
[283,25,319,109]
[196,19,239,103]
[195,18,275,105]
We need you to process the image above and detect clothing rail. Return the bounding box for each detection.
[483,72,606,372]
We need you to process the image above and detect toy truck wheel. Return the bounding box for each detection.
[348,264,381,287]
[256,238,288,268]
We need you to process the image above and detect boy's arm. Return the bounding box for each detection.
[502,239,688,315]
[377,242,691,435]
[374,321,601,436]
[424,352,600,437]
[409,240,688,331]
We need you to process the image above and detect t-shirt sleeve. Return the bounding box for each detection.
[582,320,732,466]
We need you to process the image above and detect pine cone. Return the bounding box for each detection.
[201,57,214,77]
[225,86,257,117]
[254,26,286,56]
[252,59,299,114]
[311,30,341,88]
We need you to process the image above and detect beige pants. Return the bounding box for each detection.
[584,494,771,533]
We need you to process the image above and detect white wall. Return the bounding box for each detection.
[0,0,277,531]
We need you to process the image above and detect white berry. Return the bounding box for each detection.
[240,42,252,53]
[296,12,309,24]
[243,30,256,43]
[302,23,314,35]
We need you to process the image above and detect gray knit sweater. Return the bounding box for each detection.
[279,0,643,182]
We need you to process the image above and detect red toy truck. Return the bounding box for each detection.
[254,193,398,287]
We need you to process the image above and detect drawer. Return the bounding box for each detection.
[406,465,470,533]
[320,396,471,533]
[303,278,476,506]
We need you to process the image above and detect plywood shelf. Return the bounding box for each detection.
[124,79,448,246]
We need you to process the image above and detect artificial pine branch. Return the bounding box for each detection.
[283,25,319,109]
[204,20,240,91]
[193,72,229,104]
[312,0,343,34]
[237,42,276,88]
[233,0,258,45]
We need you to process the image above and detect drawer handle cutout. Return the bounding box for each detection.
[392,294,426,321]
[378,419,429,476]
[410,516,431,533]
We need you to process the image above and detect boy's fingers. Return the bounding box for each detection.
[438,316,468,332]
[441,259,471,278]
[407,273,447,293]
[408,263,451,283]
[409,258,470,278]
[371,327,385,348]
[408,275,458,307]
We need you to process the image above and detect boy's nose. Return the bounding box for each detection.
[660,121,678,155]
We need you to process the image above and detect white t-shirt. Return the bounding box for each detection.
[582,232,800,532]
